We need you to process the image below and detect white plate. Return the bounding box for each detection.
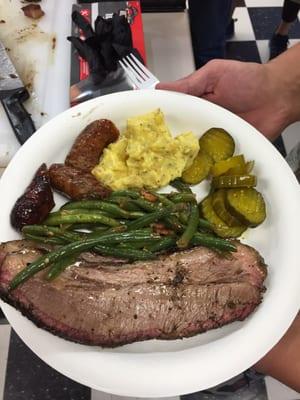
[1,90,300,397]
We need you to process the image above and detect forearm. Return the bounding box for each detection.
[254,313,300,392]
[266,43,300,128]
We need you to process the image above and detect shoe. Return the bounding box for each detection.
[269,33,289,60]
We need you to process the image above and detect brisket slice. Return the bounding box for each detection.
[0,240,267,347]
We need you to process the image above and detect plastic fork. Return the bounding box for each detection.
[119,53,159,89]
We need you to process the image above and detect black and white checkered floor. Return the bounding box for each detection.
[0,1,300,399]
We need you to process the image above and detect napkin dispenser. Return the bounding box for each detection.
[70,1,146,106]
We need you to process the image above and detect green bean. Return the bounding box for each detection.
[118,240,154,249]
[44,212,121,227]
[22,225,82,242]
[67,224,108,232]
[198,218,214,232]
[109,190,139,199]
[10,230,159,289]
[177,210,212,232]
[178,209,189,225]
[61,200,144,219]
[46,254,78,281]
[168,193,196,203]
[23,233,66,245]
[146,236,177,252]
[108,197,143,212]
[162,215,185,232]
[177,203,199,248]
[51,209,113,218]
[131,198,157,212]
[191,232,237,252]
[94,244,155,261]
[127,208,173,230]
[146,191,174,207]
[170,178,193,193]
[10,237,108,290]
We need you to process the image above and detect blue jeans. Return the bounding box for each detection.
[188,0,233,68]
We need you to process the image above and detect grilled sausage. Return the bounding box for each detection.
[10,164,55,230]
[49,164,111,200]
[65,119,120,172]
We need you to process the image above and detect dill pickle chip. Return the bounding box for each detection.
[227,160,255,175]
[182,150,213,185]
[211,155,246,177]
[201,196,247,238]
[226,188,266,227]
[212,174,257,189]
[212,190,243,227]
[199,128,235,163]
[245,160,255,174]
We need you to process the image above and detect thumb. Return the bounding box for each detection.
[156,66,212,97]
[156,78,191,94]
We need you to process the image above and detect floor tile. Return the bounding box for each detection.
[0,308,7,324]
[256,39,272,62]
[91,391,112,400]
[234,0,246,6]
[3,330,91,400]
[143,12,195,80]
[229,7,256,41]
[249,7,300,40]
[226,40,261,62]
[265,376,300,400]
[245,0,284,6]
[283,121,300,155]
[257,38,300,63]
[0,325,11,400]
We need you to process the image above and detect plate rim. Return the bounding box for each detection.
[1,89,300,397]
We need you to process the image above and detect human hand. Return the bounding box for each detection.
[157,59,292,141]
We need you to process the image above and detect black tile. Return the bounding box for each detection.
[225,41,261,62]
[273,135,287,157]
[4,330,91,400]
[234,0,245,7]
[248,7,300,40]
[0,308,7,324]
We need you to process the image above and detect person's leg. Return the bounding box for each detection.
[188,0,233,69]
[269,0,300,59]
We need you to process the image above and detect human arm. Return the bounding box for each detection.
[157,44,300,141]
[254,313,300,393]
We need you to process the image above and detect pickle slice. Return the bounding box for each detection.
[199,128,235,163]
[201,196,247,238]
[182,150,213,185]
[226,188,266,227]
[211,155,246,177]
[212,174,257,189]
[227,160,255,175]
[212,190,242,227]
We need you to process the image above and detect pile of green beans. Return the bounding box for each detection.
[11,188,237,290]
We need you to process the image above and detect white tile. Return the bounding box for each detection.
[265,376,299,400]
[0,325,11,400]
[257,38,300,64]
[91,390,112,400]
[245,0,284,6]
[282,121,300,155]
[256,39,270,63]
[91,392,180,400]
[142,12,195,81]
[228,7,255,41]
